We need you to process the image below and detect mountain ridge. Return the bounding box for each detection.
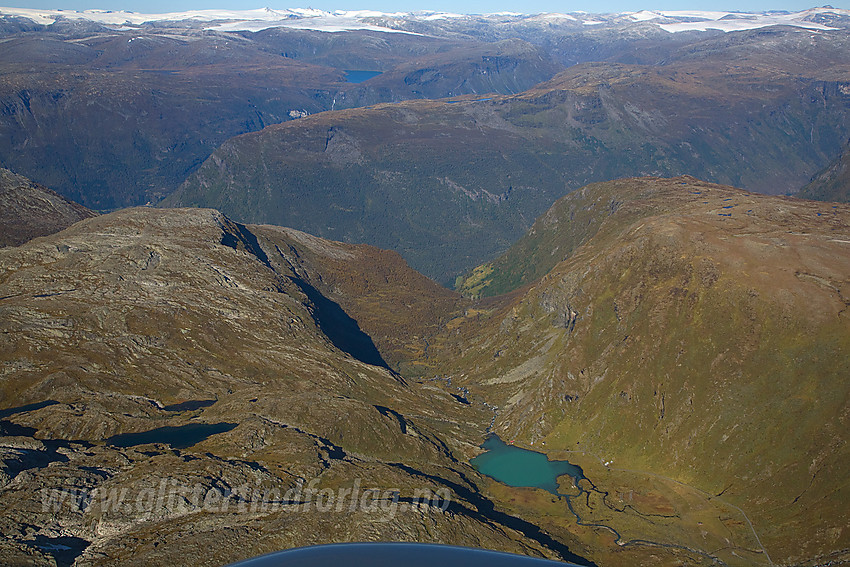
[3,6,848,35]
[2,6,850,562]
[1,176,849,565]
[430,176,850,566]
[3,6,850,211]
[0,167,96,247]
[0,204,590,566]
[165,36,850,284]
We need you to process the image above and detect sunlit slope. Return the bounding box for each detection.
[456,177,682,297]
[0,207,588,565]
[438,177,850,565]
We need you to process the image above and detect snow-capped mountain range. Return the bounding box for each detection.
[1,5,848,33]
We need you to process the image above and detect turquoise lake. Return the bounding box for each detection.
[470,435,585,494]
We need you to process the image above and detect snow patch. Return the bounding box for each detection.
[629,10,663,22]
[419,12,466,21]
[0,6,846,35]
[538,13,578,21]
[657,7,845,33]
[0,6,419,34]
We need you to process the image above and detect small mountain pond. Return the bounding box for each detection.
[470,434,621,542]
[343,70,382,83]
[470,434,585,494]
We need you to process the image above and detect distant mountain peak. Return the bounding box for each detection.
[1,6,847,33]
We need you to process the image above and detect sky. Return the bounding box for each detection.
[2,0,848,15]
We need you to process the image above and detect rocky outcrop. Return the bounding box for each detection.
[0,207,584,566]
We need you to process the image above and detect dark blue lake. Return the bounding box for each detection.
[470,435,584,494]
[162,399,216,412]
[0,400,58,419]
[105,422,236,449]
[344,70,382,83]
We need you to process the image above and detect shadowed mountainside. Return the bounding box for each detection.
[165,30,850,284]
[0,167,95,247]
[798,139,850,203]
[249,223,465,372]
[0,24,562,210]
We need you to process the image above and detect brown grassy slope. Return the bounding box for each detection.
[433,176,850,565]
[0,167,96,247]
[0,207,583,566]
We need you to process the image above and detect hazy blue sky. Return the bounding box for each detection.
[4,0,848,15]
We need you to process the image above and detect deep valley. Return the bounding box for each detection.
[1,6,850,567]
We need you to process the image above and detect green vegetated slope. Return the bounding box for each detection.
[0,167,96,247]
[456,177,677,297]
[0,207,592,565]
[799,138,850,202]
[434,176,850,566]
[166,30,850,284]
